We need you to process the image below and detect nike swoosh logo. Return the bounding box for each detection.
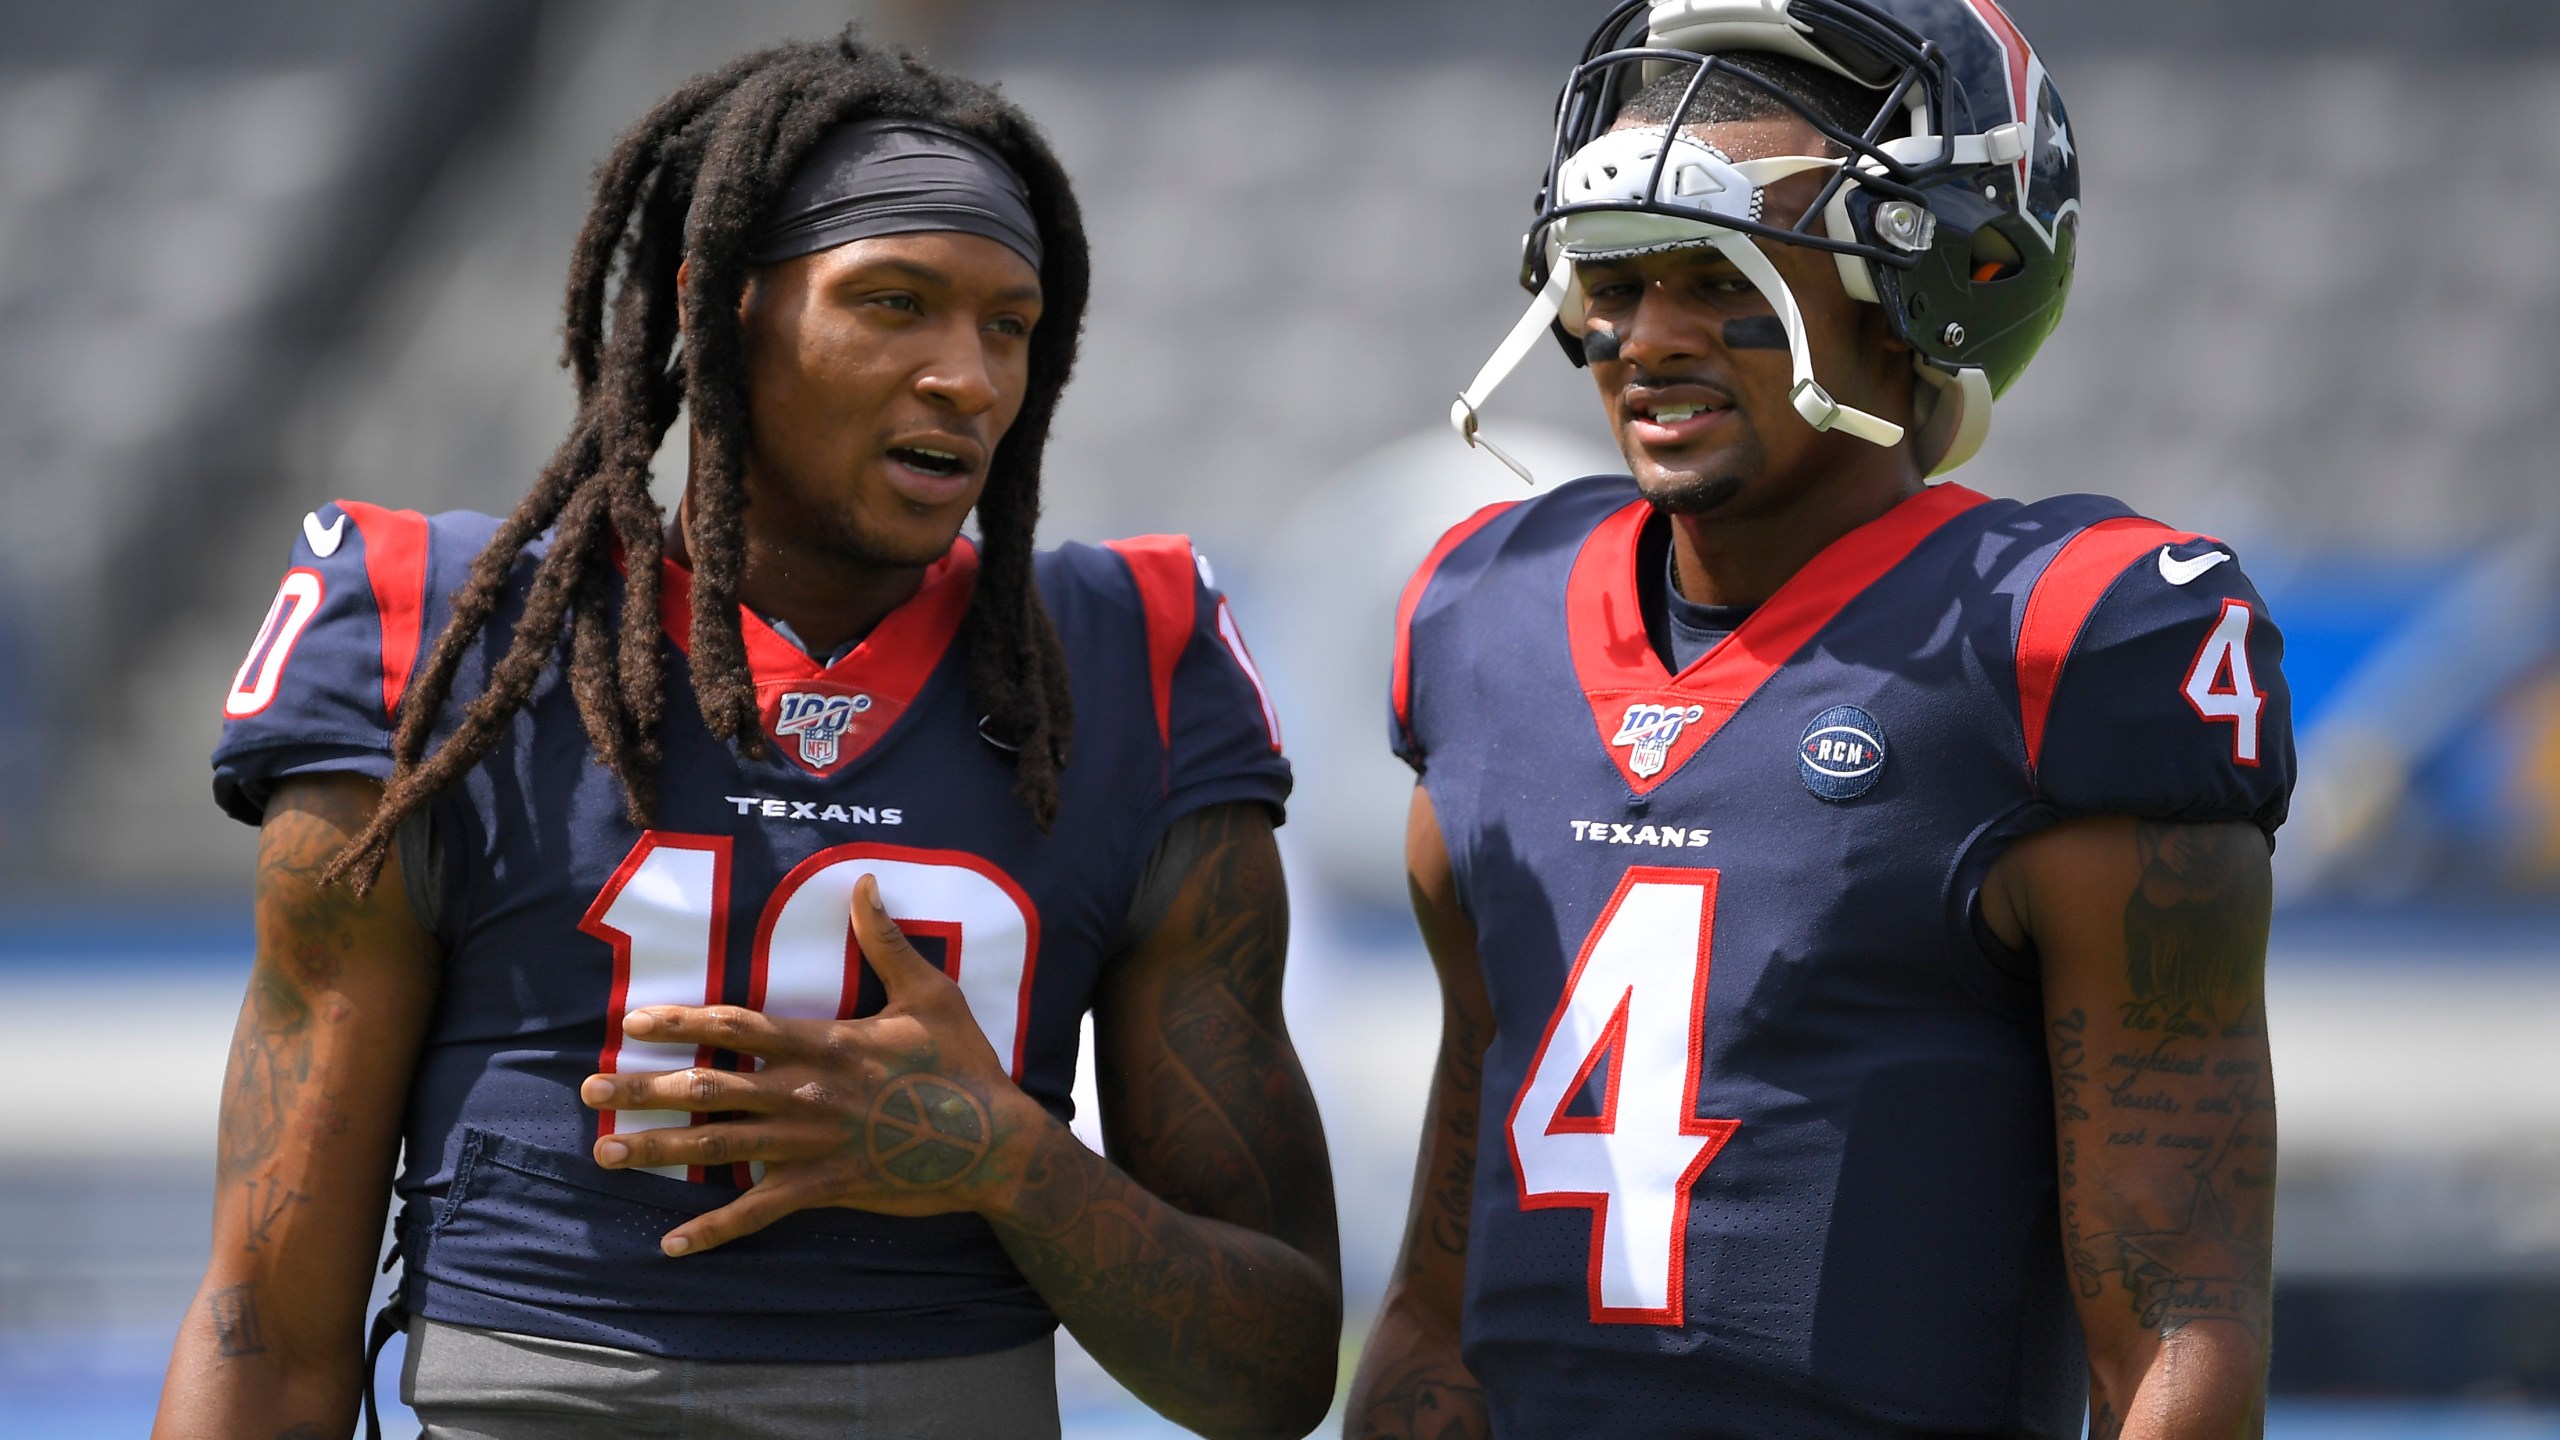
[304,511,347,558]
[2157,546,2231,586]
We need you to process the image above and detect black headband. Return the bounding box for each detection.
[747,117,1044,271]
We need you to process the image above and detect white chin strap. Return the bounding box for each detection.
[1714,232,1908,448]
[1448,265,1574,484]
[1451,146,1906,483]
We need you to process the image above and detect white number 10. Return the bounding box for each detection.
[580,833,1040,1181]
[1506,867,1737,1325]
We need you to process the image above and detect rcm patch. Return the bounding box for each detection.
[1798,705,1887,801]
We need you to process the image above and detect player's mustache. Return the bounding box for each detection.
[1622,370,1737,405]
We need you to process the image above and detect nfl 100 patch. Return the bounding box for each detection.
[773,687,875,770]
[1612,701,1708,781]
[1798,705,1887,801]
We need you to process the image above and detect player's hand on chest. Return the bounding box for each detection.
[579,871,1046,1253]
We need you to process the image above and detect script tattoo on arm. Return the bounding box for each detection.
[1419,997,1483,1263]
[1347,786,1493,1440]
[1354,984,1490,1440]
[987,803,1341,1440]
[2031,818,2275,1436]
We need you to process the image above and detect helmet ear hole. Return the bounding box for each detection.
[1969,226,2024,284]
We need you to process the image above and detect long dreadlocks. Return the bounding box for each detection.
[325,33,1088,891]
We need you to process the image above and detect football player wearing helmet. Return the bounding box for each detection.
[1354,3,2288,1436]
[156,36,1339,1440]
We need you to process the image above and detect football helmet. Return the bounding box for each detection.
[1452,0,2081,480]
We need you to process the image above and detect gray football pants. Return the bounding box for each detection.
[403,1317,1063,1440]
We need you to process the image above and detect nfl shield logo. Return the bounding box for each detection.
[774,690,874,769]
[1611,702,1707,780]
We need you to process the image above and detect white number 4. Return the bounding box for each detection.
[1506,868,1738,1326]
[2181,600,2264,766]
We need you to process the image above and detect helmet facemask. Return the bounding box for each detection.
[1454,0,2068,484]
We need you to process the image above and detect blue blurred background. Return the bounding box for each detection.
[3,0,2558,1434]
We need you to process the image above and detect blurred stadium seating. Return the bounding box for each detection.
[3,0,2557,1432]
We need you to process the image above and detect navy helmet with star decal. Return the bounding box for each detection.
[1453,0,2081,481]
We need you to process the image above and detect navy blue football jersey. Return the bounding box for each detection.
[214,501,1288,1362]
[1390,478,2292,1437]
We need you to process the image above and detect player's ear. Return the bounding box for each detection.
[692,258,769,329]
[1858,293,1911,357]
[1851,302,1919,433]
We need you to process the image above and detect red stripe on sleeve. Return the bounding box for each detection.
[1392,502,1520,740]
[2014,517,2199,775]
[336,501,432,724]
[1103,535,1201,749]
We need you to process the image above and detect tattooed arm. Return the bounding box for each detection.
[1344,787,1493,1440]
[1986,817,2276,1440]
[154,774,442,1440]
[583,801,1340,1440]
[1025,799,1342,1437]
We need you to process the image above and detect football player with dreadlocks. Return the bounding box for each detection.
[1354,3,2290,1437]
[157,35,1337,1440]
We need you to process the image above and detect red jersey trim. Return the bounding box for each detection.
[2014,517,2201,776]
[1565,484,1990,794]
[337,501,431,724]
[655,539,978,682]
[1102,535,1200,750]
[1392,501,1522,741]
[656,539,978,777]
[1215,599,1284,753]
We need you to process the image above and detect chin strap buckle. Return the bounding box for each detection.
[1450,396,1537,485]
[1791,378,1907,448]
[1446,263,1575,485]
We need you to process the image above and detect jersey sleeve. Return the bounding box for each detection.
[211,500,434,825]
[2019,527,2295,835]
[1103,535,1292,823]
[1390,501,1522,776]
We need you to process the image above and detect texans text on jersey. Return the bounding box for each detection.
[1568,819,1712,848]
[722,794,907,825]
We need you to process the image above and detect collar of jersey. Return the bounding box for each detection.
[651,535,979,693]
[1566,482,1989,794]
